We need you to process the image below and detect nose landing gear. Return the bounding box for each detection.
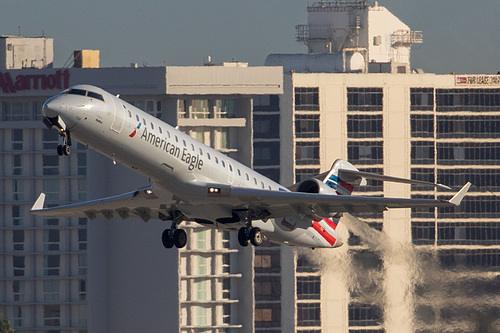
[57,129,72,156]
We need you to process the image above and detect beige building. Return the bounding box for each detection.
[278,72,500,332]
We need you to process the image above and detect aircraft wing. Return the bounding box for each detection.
[31,182,471,221]
[31,184,169,222]
[215,182,471,217]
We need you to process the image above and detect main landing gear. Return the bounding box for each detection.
[57,129,72,156]
[161,211,187,249]
[237,210,263,247]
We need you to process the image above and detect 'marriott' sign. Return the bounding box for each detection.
[0,69,70,93]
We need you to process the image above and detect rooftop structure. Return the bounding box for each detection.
[266,0,422,73]
[0,36,54,70]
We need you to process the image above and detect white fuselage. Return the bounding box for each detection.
[43,84,343,248]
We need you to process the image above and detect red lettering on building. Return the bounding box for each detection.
[0,70,70,94]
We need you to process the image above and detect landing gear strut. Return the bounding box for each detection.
[238,210,263,247]
[57,129,72,156]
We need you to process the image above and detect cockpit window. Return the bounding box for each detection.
[68,89,86,96]
[87,91,105,101]
[67,88,105,102]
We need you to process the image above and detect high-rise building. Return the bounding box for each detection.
[0,41,283,332]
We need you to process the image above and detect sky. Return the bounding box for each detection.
[1,0,499,74]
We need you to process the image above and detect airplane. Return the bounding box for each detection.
[31,84,472,249]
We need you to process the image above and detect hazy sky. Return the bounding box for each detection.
[1,0,499,73]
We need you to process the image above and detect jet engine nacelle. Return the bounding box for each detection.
[296,178,337,196]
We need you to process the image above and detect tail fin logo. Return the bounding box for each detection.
[129,122,142,137]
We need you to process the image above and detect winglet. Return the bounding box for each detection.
[31,193,46,211]
[448,182,472,206]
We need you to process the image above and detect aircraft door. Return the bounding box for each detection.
[227,160,234,184]
[110,98,125,133]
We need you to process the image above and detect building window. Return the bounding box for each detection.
[411,88,434,111]
[12,154,23,176]
[437,222,500,246]
[411,114,434,138]
[3,102,30,121]
[437,115,500,138]
[44,230,60,251]
[438,195,500,219]
[44,305,60,327]
[347,88,383,111]
[438,249,500,270]
[78,254,87,275]
[347,115,383,138]
[255,276,281,301]
[13,230,24,251]
[12,179,24,201]
[43,179,60,201]
[411,194,436,219]
[436,88,500,112]
[13,256,25,276]
[438,168,500,192]
[296,254,320,273]
[195,280,207,300]
[255,168,280,183]
[295,87,319,111]
[78,229,87,251]
[195,229,207,249]
[77,153,87,175]
[412,222,435,245]
[196,306,209,326]
[12,281,24,302]
[215,99,236,118]
[44,255,60,276]
[43,155,59,175]
[12,205,23,226]
[348,303,383,326]
[197,256,207,275]
[255,303,281,328]
[43,280,60,302]
[296,114,320,138]
[79,279,87,300]
[297,276,321,300]
[11,129,23,150]
[296,141,320,165]
[437,142,500,165]
[78,179,87,201]
[411,141,435,165]
[411,168,435,191]
[348,141,383,165]
[254,114,280,139]
[254,95,280,112]
[43,129,59,150]
[255,251,281,274]
[254,142,280,166]
[297,303,321,327]
[13,306,23,327]
[295,168,320,183]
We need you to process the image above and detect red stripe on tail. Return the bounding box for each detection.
[312,221,336,246]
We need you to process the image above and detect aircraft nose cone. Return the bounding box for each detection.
[42,96,63,118]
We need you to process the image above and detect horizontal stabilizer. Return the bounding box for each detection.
[338,169,452,190]
[32,193,46,211]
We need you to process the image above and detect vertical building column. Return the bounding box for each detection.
[383,85,415,332]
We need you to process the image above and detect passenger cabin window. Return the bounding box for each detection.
[183,140,186,147]
[215,157,219,164]
[175,136,178,142]
[191,144,195,151]
[136,115,139,122]
[222,161,226,168]
[207,153,211,160]
[159,127,162,134]
[143,118,147,126]
[151,122,154,130]
[128,110,132,118]
[261,182,265,189]
[199,148,203,156]
[246,174,249,181]
[254,178,257,185]
[238,169,241,176]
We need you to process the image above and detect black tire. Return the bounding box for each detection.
[173,229,187,248]
[63,145,71,156]
[238,227,249,247]
[162,229,174,249]
[250,227,263,246]
[57,145,64,156]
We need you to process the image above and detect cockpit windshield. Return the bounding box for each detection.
[66,88,105,102]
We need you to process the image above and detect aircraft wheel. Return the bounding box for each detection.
[238,227,249,247]
[162,229,174,249]
[57,145,64,156]
[174,229,187,248]
[250,227,263,246]
[63,145,71,156]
